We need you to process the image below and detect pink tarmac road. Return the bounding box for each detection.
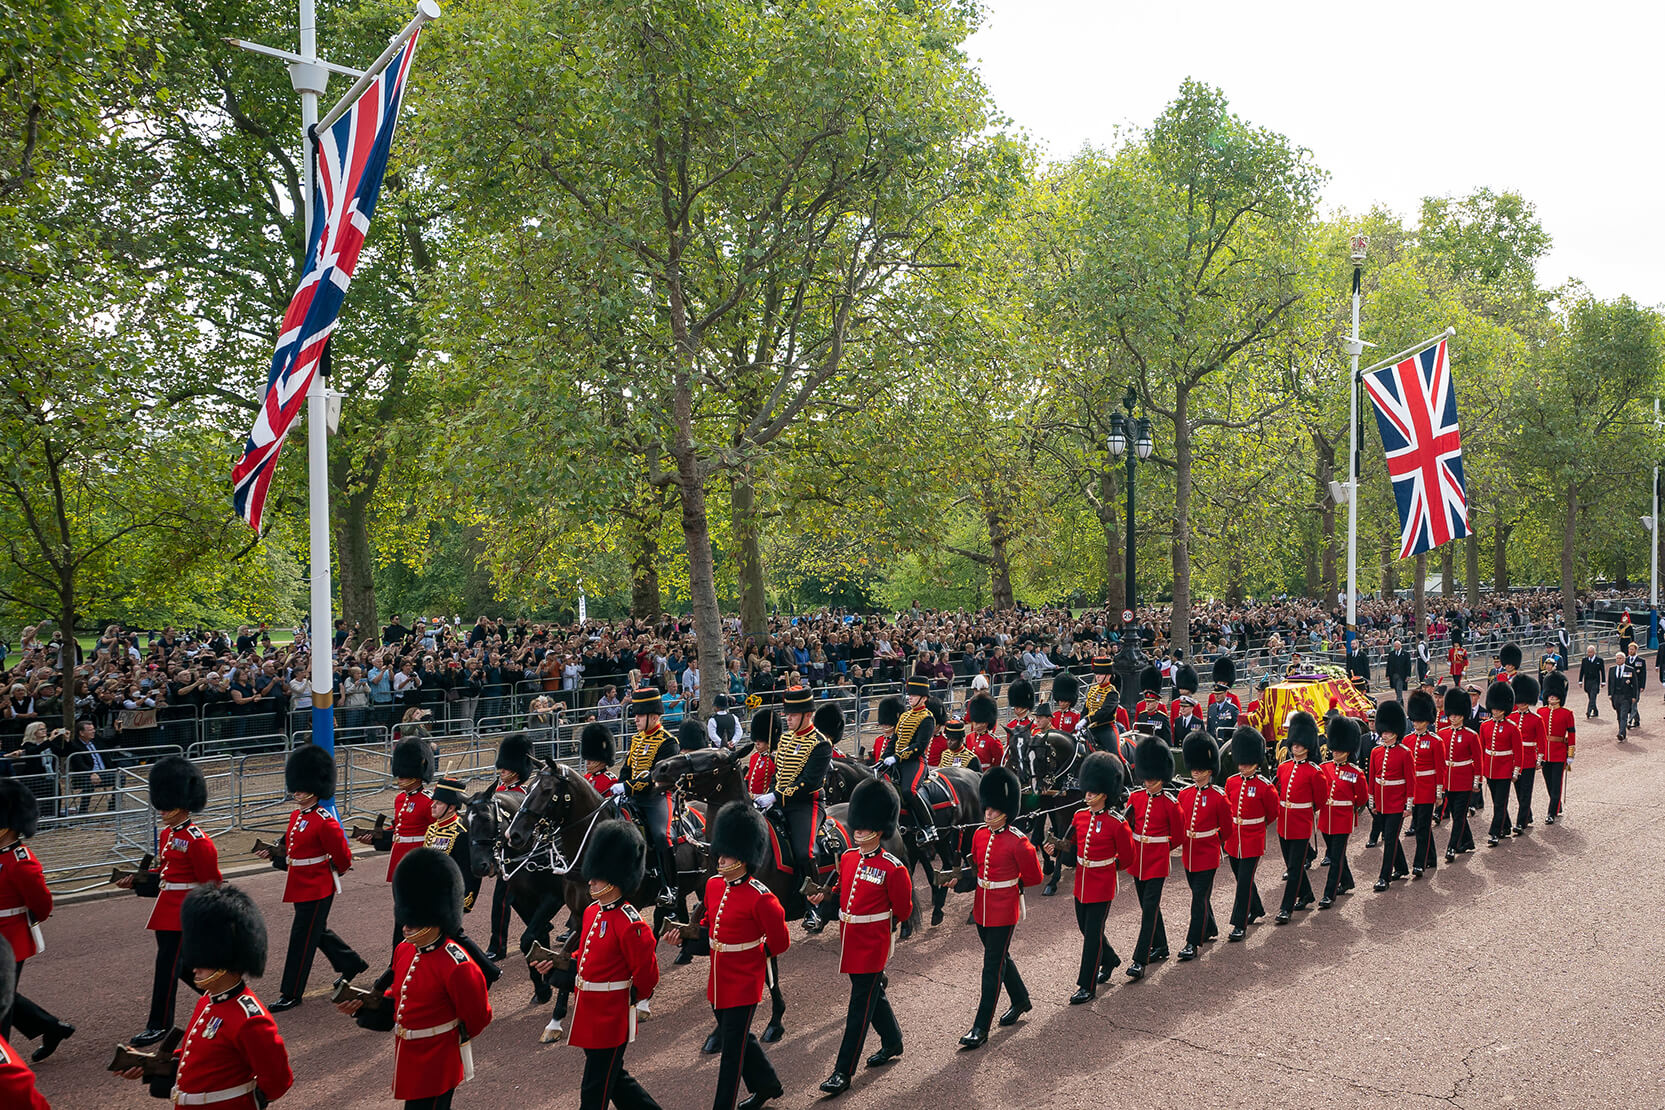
[17,709,1665,1109]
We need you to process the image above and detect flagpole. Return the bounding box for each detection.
[1344,236,1367,652]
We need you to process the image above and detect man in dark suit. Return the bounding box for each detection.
[1609,653,1636,742]
[1385,640,1412,704]
[1346,642,1370,688]
[1578,645,1604,719]
[55,719,120,814]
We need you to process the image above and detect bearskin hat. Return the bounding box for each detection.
[1182,729,1219,778]
[285,743,335,799]
[876,695,905,728]
[1510,673,1540,708]
[1500,643,1523,670]
[495,732,535,780]
[149,755,208,814]
[1443,686,1472,721]
[180,884,268,978]
[966,692,999,727]
[1542,670,1569,705]
[581,819,646,894]
[580,722,615,765]
[1134,732,1175,783]
[0,780,39,840]
[711,802,769,873]
[1213,656,1236,689]
[0,938,14,1025]
[979,766,1021,818]
[1174,664,1199,694]
[1006,678,1036,711]
[1230,726,1266,769]
[1051,671,1080,707]
[1485,680,1516,716]
[1374,698,1407,739]
[391,738,434,782]
[814,702,845,744]
[1406,689,1439,726]
[752,707,784,748]
[1285,711,1319,757]
[1139,664,1161,695]
[1079,751,1126,803]
[847,779,899,839]
[393,847,465,936]
[1326,715,1361,758]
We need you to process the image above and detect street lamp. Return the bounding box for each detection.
[1106,385,1152,616]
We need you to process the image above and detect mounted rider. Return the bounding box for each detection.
[1000,678,1040,749]
[615,687,682,907]
[756,688,836,927]
[868,695,904,765]
[880,677,939,846]
[929,719,980,771]
[963,693,1005,768]
[1082,656,1126,753]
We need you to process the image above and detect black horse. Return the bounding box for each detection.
[1004,726,1088,895]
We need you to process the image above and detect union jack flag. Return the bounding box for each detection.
[232,30,424,531]
[1362,338,1470,559]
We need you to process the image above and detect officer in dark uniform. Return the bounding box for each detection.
[423,777,479,910]
[760,690,835,928]
[616,688,682,905]
[1386,640,1412,703]
[1578,645,1604,719]
[880,677,937,845]
[1081,657,1122,751]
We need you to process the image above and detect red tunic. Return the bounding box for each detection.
[1478,718,1519,780]
[1065,807,1133,903]
[279,806,352,903]
[1368,742,1412,815]
[1176,784,1232,872]
[701,874,790,1009]
[834,847,912,974]
[1407,730,1446,805]
[1223,774,1278,859]
[970,825,1043,927]
[868,734,892,764]
[385,938,492,1100]
[171,983,294,1109]
[1050,709,1082,736]
[1448,646,1468,679]
[0,843,51,960]
[1538,705,1576,763]
[386,789,435,881]
[0,1034,49,1110]
[967,729,1005,768]
[584,769,619,795]
[1275,760,1326,839]
[149,821,221,932]
[1509,709,1545,771]
[745,750,776,795]
[1122,789,1183,880]
[568,900,658,1050]
[1318,762,1367,835]
[1438,725,1481,792]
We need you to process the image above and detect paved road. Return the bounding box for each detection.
[18,709,1665,1109]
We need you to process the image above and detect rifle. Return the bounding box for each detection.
[109,1028,183,1077]
[330,978,387,1011]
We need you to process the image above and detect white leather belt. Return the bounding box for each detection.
[393,835,425,844]
[0,906,26,918]
[977,877,1020,889]
[173,1080,257,1104]
[1281,802,1312,809]
[1414,770,1436,777]
[840,911,892,924]
[1449,759,1473,767]
[1235,816,1264,825]
[289,854,329,867]
[710,938,763,953]
[1376,779,1405,786]
[396,1019,458,1040]
[1131,833,1166,844]
[577,978,632,992]
[1326,798,1353,807]
[1077,857,1116,868]
[1185,829,1218,839]
[1484,749,1510,757]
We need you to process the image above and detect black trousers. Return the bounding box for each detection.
[836,972,901,1075]
[1585,687,1600,717]
[1445,790,1474,852]
[1614,696,1634,737]
[582,1044,661,1110]
[712,1004,778,1110]
[1366,811,1385,845]
[1321,833,1353,899]
[1542,763,1566,818]
[1184,868,1217,946]
[489,876,513,950]
[781,795,823,888]
[3,962,64,1042]
[1130,877,1167,963]
[404,1093,454,1110]
[636,792,679,897]
[1513,768,1536,828]
[279,895,365,999]
[1376,813,1408,882]
[1411,802,1437,870]
[1227,855,1265,928]
[972,922,1029,1028]
[1486,779,1512,839]
[146,928,195,1030]
[1073,900,1117,989]
[1278,837,1314,913]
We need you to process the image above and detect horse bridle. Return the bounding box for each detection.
[497,767,612,880]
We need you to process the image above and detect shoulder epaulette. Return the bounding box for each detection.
[238,994,263,1018]
[11,844,30,860]
[445,940,469,963]
[748,877,770,895]
[881,851,903,867]
[620,903,643,923]
[186,824,204,839]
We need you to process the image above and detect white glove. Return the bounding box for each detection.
[754,792,776,809]
[881,756,897,767]
[608,783,626,797]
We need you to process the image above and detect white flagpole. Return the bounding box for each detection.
[316,1,439,130]
[1344,236,1367,651]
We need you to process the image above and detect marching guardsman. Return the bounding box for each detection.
[1448,636,1469,685]
[747,708,780,795]
[125,754,222,1044]
[928,719,979,771]
[1366,699,1411,891]
[1082,657,1129,749]
[964,693,1006,768]
[256,744,368,1012]
[1539,672,1576,824]
[424,777,480,912]
[1049,671,1083,737]
[814,780,910,1096]
[868,695,903,765]
[0,940,50,1109]
[760,691,835,929]
[565,821,662,1110]
[1499,642,1522,682]
[1222,727,1276,941]
[344,849,493,1110]
[1206,656,1241,739]
[1175,731,1230,960]
[118,885,293,1109]
[1509,674,1544,834]
[0,780,73,1060]
[1405,690,1446,878]
[694,803,789,1110]
[485,732,536,955]
[1479,681,1519,845]
[1134,667,1172,742]
[1122,734,1180,977]
[1438,689,1480,859]
[881,678,937,846]
[1167,665,1200,734]
[1001,679,1039,749]
[582,724,619,795]
[363,738,436,956]
[1048,752,1131,1002]
[1317,717,1364,907]
[958,767,1041,1049]
[618,692,682,908]
[1274,712,1325,921]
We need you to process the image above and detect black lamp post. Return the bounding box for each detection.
[1107,385,1154,615]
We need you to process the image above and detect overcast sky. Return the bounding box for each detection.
[966,0,1662,306]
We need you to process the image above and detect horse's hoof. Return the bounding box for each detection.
[673,948,693,966]
[761,1022,784,1044]
[540,1021,564,1045]
[534,984,552,1005]
[1041,882,1058,897]
[931,908,944,926]
[702,1032,721,1055]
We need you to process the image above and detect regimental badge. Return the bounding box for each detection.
[204,1017,222,1039]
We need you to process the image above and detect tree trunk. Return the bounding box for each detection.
[985,502,1015,610]
[335,487,378,637]
[1314,432,1337,602]
[732,468,767,638]
[1099,468,1124,608]
[1170,383,1193,643]
[1413,551,1428,636]
[672,377,725,715]
[1493,522,1512,594]
[628,510,663,621]
[60,591,78,741]
[1561,484,1579,637]
[1303,533,1319,598]
[1440,544,1455,597]
[1381,542,1398,598]
[1465,531,1481,606]
[1225,545,1244,606]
